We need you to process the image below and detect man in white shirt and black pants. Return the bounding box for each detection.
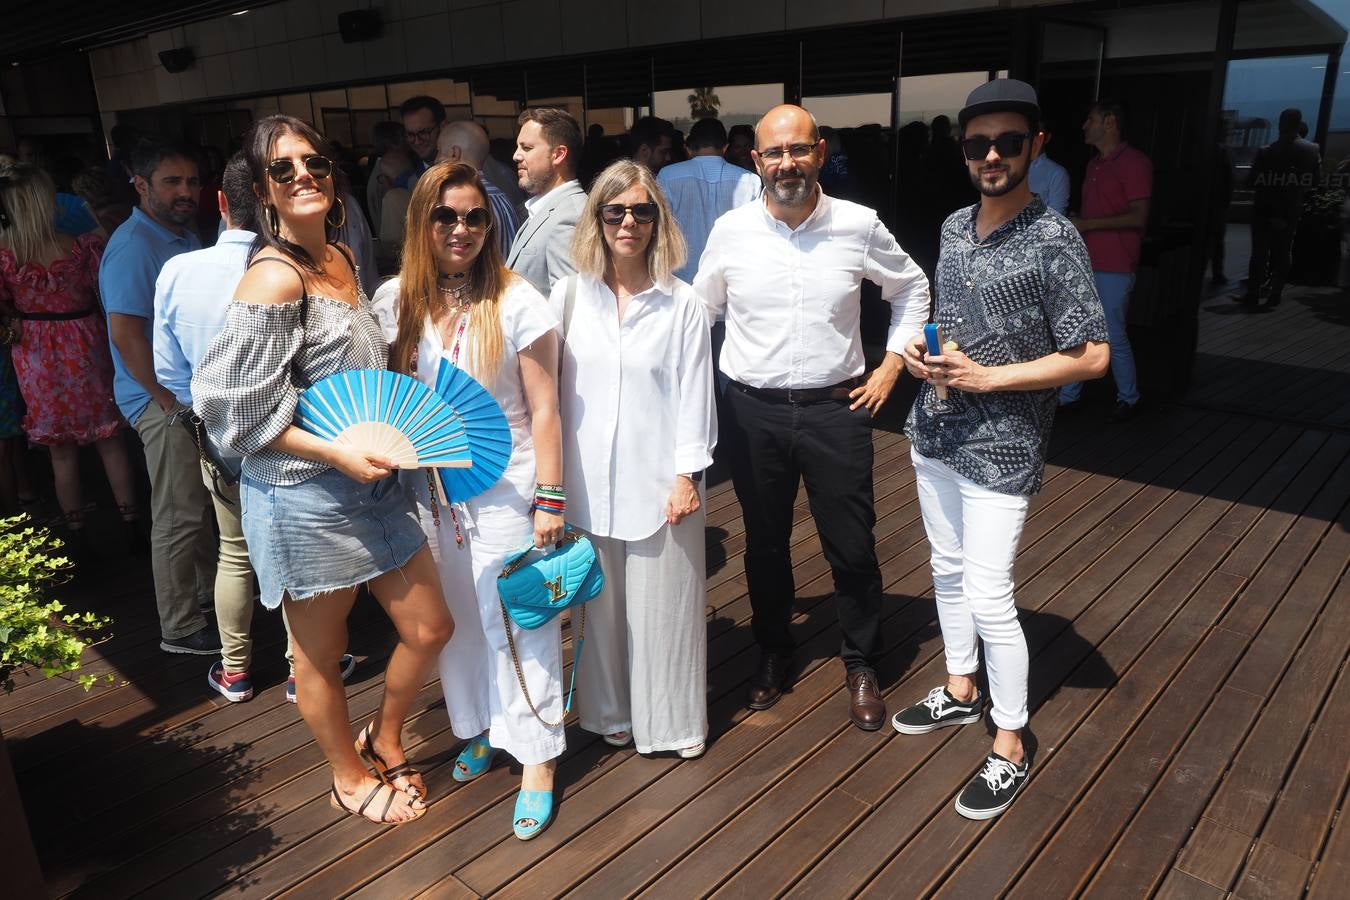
[696,104,930,731]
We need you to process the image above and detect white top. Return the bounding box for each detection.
[524,179,581,218]
[694,191,930,390]
[153,228,253,406]
[657,155,762,283]
[1029,154,1071,215]
[372,275,559,514]
[548,273,717,541]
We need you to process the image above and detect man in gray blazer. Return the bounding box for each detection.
[507,107,587,294]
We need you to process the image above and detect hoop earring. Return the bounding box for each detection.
[267,205,279,234]
[326,195,346,230]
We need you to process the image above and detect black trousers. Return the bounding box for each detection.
[1247,213,1296,300]
[724,383,882,672]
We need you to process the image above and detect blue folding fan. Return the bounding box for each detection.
[295,369,472,469]
[432,358,512,502]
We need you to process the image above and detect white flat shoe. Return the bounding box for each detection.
[677,741,706,759]
[603,731,632,747]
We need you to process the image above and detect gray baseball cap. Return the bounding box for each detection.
[958,78,1041,130]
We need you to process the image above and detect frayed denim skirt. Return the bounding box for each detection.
[240,467,426,610]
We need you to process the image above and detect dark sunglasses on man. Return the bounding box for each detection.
[598,202,658,225]
[430,205,492,232]
[960,132,1034,162]
[266,154,334,184]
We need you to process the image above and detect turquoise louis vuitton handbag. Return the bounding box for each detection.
[496,527,604,726]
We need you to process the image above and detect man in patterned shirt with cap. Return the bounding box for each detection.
[894,78,1110,820]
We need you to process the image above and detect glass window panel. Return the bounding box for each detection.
[278,93,311,122]
[584,108,629,135]
[321,108,353,149]
[1223,55,1327,174]
[347,85,387,109]
[897,71,990,125]
[653,84,783,136]
[803,94,892,129]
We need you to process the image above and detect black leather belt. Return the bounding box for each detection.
[731,377,860,404]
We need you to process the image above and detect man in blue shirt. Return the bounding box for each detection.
[1027,126,1070,215]
[101,141,221,657]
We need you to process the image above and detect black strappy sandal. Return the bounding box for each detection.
[329,781,422,825]
[356,723,427,803]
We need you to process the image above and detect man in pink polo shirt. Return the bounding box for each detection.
[1060,100,1152,423]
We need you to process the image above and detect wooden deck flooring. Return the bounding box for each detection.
[4,284,1349,898]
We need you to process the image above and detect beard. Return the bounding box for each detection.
[766,170,815,206]
[151,195,197,226]
[970,162,1028,198]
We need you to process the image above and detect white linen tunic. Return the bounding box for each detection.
[548,273,716,753]
[549,274,716,541]
[373,276,566,765]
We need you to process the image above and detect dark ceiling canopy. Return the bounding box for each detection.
[0,0,265,64]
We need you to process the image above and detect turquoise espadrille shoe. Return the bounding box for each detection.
[513,789,555,840]
[452,735,496,783]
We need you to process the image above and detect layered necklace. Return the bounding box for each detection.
[437,270,474,311]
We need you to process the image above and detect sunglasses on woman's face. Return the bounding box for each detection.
[430,205,492,232]
[960,132,1032,162]
[266,154,333,184]
[598,202,658,226]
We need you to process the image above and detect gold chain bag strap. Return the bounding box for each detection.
[496,528,603,728]
[498,599,584,729]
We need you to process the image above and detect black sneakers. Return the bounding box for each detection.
[891,686,984,734]
[955,752,1030,820]
[161,626,223,656]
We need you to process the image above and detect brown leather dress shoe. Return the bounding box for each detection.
[747,652,794,711]
[847,669,886,731]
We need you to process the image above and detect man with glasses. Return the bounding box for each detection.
[1060,99,1152,422]
[400,95,446,171]
[896,79,1108,819]
[695,104,930,733]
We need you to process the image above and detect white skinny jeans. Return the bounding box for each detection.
[911,447,1030,731]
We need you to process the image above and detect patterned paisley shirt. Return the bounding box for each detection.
[905,197,1108,496]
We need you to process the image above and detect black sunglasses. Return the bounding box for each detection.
[960,132,1033,162]
[266,154,333,184]
[598,202,658,225]
[430,205,492,232]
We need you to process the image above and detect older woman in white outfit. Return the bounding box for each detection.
[551,159,716,758]
[372,161,566,841]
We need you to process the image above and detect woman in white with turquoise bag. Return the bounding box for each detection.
[373,161,566,841]
[553,159,716,759]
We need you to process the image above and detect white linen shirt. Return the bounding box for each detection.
[694,191,930,389]
[657,155,762,283]
[549,273,717,541]
[153,228,253,406]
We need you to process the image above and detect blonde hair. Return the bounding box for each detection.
[572,159,686,284]
[389,161,508,386]
[0,162,59,265]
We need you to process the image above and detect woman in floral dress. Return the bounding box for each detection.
[0,162,140,542]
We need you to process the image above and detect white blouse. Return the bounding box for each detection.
[694,190,930,390]
[371,275,559,515]
[550,273,716,541]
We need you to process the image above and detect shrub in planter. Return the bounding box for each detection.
[0,515,112,693]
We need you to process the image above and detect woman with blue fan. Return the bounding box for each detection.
[551,159,716,760]
[192,116,454,827]
[374,161,568,841]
